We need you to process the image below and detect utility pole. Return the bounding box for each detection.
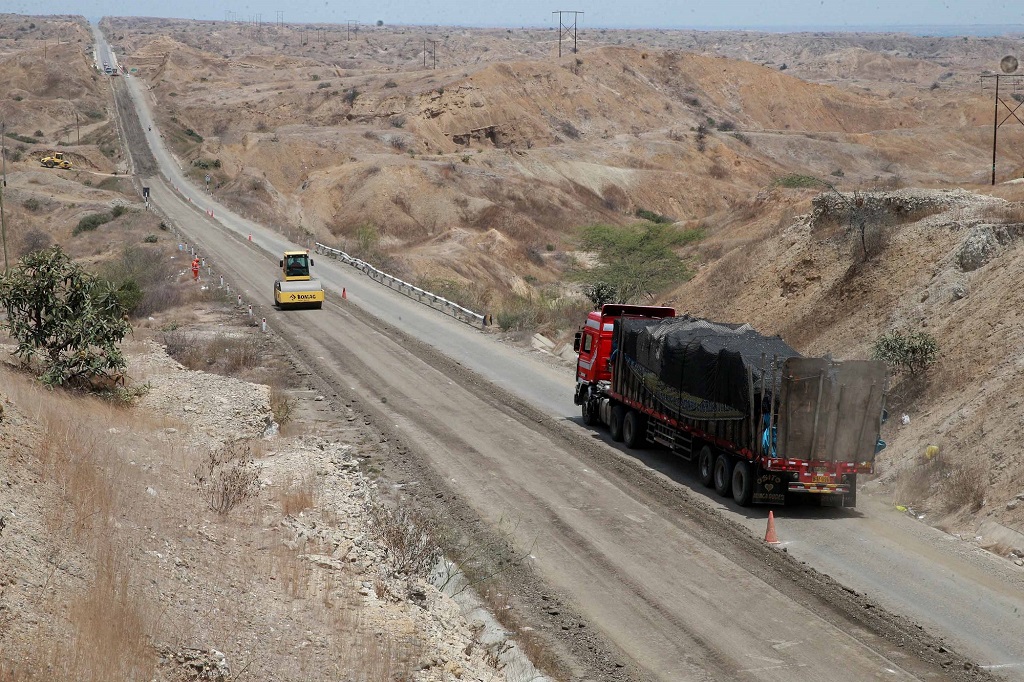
[346,20,358,40]
[0,121,8,270]
[276,11,283,29]
[982,67,1024,185]
[551,10,583,58]
[424,39,437,69]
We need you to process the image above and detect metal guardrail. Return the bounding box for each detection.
[314,242,489,327]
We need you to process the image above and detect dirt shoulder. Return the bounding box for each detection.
[0,307,520,681]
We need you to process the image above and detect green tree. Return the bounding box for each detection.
[872,329,938,376]
[574,222,701,303]
[0,246,132,386]
[584,281,619,309]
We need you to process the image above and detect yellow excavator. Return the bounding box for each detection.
[274,250,324,309]
[40,151,73,169]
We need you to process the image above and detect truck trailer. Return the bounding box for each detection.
[573,305,887,507]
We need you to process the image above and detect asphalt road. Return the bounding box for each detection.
[96,22,1024,682]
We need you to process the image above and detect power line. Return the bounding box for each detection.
[551,10,583,58]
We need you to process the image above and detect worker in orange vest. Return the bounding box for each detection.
[191,256,200,281]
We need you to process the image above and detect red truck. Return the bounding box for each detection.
[573,305,888,507]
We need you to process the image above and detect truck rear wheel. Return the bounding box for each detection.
[697,446,715,488]
[713,454,734,497]
[609,405,625,442]
[732,461,755,506]
[622,410,645,448]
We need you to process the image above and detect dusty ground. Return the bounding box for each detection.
[0,302,526,681]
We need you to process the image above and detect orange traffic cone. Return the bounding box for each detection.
[764,511,780,545]
[342,287,347,300]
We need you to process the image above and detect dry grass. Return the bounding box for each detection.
[980,202,1024,224]
[279,469,318,516]
[0,367,161,681]
[894,450,988,514]
[162,329,265,374]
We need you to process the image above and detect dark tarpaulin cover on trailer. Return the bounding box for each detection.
[617,316,800,420]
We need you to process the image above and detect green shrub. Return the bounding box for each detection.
[384,79,398,88]
[73,212,113,235]
[775,174,823,189]
[143,235,158,243]
[873,329,939,376]
[22,198,40,211]
[5,132,36,144]
[635,208,672,224]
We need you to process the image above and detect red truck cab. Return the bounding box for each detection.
[575,304,675,385]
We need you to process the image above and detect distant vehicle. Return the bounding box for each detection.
[40,151,72,169]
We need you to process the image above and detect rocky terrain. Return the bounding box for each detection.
[0,321,531,681]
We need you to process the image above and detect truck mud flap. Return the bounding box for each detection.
[752,470,786,505]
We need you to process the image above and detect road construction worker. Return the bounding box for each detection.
[191,257,200,281]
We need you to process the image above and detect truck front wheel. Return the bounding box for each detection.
[713,454,734,497]
[732,461,755,506]
[581,396,599,426]
[622,410,645,448]
[609,405,625,442]
[697,446,715,488]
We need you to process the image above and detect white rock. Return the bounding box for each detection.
[146,486,157,497]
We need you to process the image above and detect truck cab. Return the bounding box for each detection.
[574,304,675,402]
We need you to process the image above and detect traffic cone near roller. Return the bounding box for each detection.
[248,234,252,241]
[764,511,780,545]
[342,287,347,300]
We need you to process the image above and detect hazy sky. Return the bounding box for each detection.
[8,0,1024,30]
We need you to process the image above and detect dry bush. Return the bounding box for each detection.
[708,161,728,180]
[415,277,492,314]
[193,441,263,514]
[161,330,264,374]
[601,184,629,212]
[365,501,442,578]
